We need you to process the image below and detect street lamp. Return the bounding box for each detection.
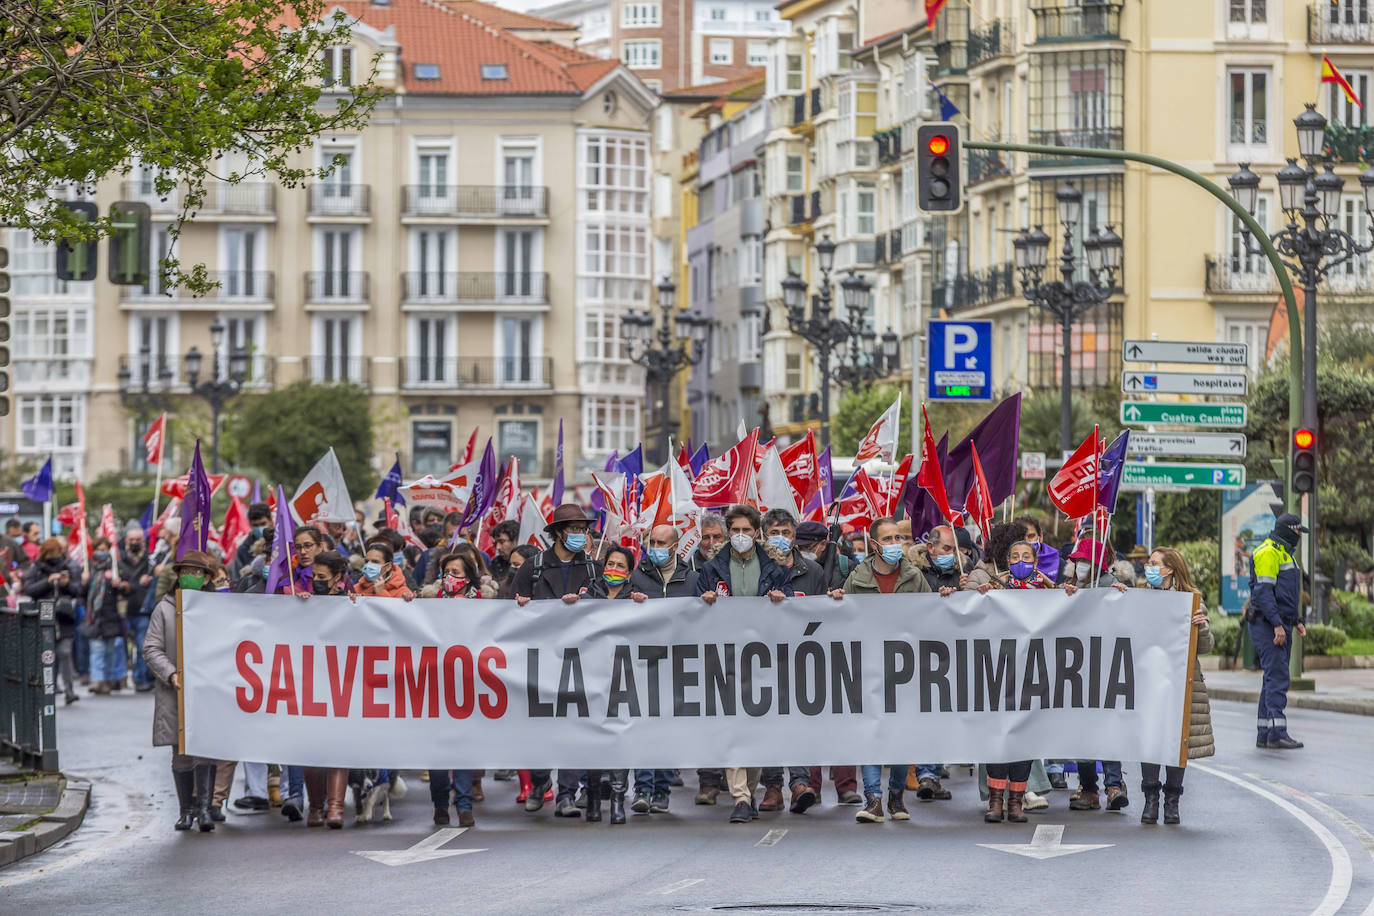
[119,344,176,469]
[784,236,901,446]
[185,319,247,473]
[1014,179,1122,456]
[622,278,706,464]
[1227,102,1374,623]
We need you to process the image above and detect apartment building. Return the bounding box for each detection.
[3,0,657,481]
[534,0,788,91]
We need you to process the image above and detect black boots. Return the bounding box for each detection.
[193,764,217,832]
[585,775,603,822]
[1140,783,1161,824]
[609,771,627,825]
[174,768,196,831]
[584,770,627,825]
[1162,786,1182,825]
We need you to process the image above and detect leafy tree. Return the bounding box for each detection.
[830,385,911,457]
[1155,489,1221,546]
[226,381,375,498]
[1,0,381,293]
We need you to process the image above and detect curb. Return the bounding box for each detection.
[1209,687,1374,717]
[0,778,91,868]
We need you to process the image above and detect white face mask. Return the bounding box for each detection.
[1074,561,1092,581]
[730,533,755,554]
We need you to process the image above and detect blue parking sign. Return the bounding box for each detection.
[927,319,993,402]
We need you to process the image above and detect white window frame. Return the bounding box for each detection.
[621,1,660,28]
[407,314,456,386]
[710,38,733,65]
[313,227,363,300]
[17,395,86,455]
[1327,69,1371,127]
[1226,66,1270,158]
[496,228,544,300]
[217,313,267,383]
[497,136,542,212]
[579,132,650,215]
[622,39,662,70]
[747,40,768,66]
[412,138,455,211]
[581,396,640,455]
[493,314,545,385]
[322,46,353,88]
[310,314,363,383]
[128,312,179,381]
[407,227,457,300]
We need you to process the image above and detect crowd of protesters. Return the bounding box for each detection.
[30,495,1212,834]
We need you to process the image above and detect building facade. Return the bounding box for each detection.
[3,0,657,483]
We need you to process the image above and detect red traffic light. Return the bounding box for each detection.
[1293,428,1315,449]
[927,134,950,156]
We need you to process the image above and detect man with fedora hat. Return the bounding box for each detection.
[514,502,607,815]
[1248,512,1309,750]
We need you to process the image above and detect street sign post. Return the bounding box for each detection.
[1120,401,1247,428]
[1126,432,1247,458]
[1120,370,1248,396]
[1122,340,1249,366]
[926,319,992,401]
[1121,462,1246,491]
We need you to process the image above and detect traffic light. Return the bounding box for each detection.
[108,201,152,286]
[917,123,963,213]
[54,201,99,282]
[1291,427,1316,494]
[0,244,9,417]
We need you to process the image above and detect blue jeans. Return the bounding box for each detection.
[861,765,910,797]
[761,766,813,788]
[1074,760,1123,792]
[429,769,475,813]
[634,769,672,797]
[914,764,941,781]
[128,615,153,686]
[1044,760,1065,776]
[282,765,304,801]
[88,636,122,682]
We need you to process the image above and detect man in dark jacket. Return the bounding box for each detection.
[762,509,829,598]
[119,524,156,691]
[795,520,851,592]
[0,518,30,597]
[918,524,964,592]
[231,503,273,579]
[689,512,726,571]
[516,503,605,817]
[1249,513,1308,750]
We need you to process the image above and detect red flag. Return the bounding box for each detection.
[925,0,949,27]
[221,495,250,558]
[147,497,181,544]
[780,429,822,508]
[1048,426,1102,520]
[838,467,883,532]
[916,405,960,527]
[67,480,89,566]
[966,442,995,544]
[162,473,226,499]
[452,427,479,470]
[676,442,692,474]
[143,413,167,466]
[692,429,759,507]
[384,497,399,531]
[881,453,914,516]
[99,504,120,570]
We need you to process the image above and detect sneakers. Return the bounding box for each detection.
[1048,772,1068,790]
[695,786,720,806]
[915,776,950,801]
[789,784,817,814]
[434,807,451,826]
[554,797,581,818]
[1023,790,1049,811]
[758,785,785,812]
[649,792,670,814]
[837,790,864,805]
[1069,789,1100,811]
[1105,785,1130,811]
[729,801,753,823]
[574,786,588,809]
[886,791,910,821]
[855,793,884,823]
[457,811,475,828]
[524,779,552,812]
[631,793,652,814]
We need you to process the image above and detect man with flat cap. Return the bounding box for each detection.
[1247,513,1308,749]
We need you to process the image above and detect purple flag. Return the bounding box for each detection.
[818,446,834,505]
[20,457,54,504]
[689,443,710,477]
[616,444,643,479]
[251,478,262,504]
[552,419,566,507]
[265,484,295,594]
[176,441,213,561]
[1096,430,1131,514]
[903,433,949,536]
[454,439,497,540]
[945,393,1022,511]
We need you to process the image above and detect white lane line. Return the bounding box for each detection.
[755,828,788,847]
[1194,764,1351,916]
[658,878,706,895]
[1248,773,1374,916]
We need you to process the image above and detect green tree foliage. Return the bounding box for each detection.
[1155,489,1221,546]
[226,381,375,498]
[0,1,382,293]
[1017,388,1124,456]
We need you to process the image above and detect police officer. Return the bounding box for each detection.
[1248,513,1308,750]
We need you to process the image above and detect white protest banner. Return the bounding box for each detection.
[180,589,1195,769]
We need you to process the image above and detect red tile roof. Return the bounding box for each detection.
[442,0,578,32]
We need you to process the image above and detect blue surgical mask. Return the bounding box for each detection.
[647,547,672,567]
[563,532,587,552]
[252,526,266,538]
[852,551,867,565]
[768,535,792,553]
[933,553,957,571]
[361,561,382,581]
[393,551,405,566]
[880,544,905,565]
[1144,566,1164,588]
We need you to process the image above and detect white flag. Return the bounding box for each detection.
[667,456,702,560]
[756,444,800,515]
[854,393,902,463]
[290,448,355,524]
[516,492,551,548]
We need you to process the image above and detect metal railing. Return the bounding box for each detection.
[120,180,179,213]
[207,270,274,300]
[201,182,276,216]
[1320,123,1374,163]
[1205,253,1278,294]
[1,600,58,772]
[1309,2,1374,43]
[400,356,553,390]
[969,19,1011,67]
[401,185,550,219]
[933,263,1017,312]
[1031,1,1123,41]
[1027,128,1124,163]
[308,183,371,217]
[307,356,371,385]
[968,149,1012,184]
[401,271,549,303]
[304,271,370,302]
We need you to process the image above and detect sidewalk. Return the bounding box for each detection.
[0,763,91,867]
[1206,667,1374,716]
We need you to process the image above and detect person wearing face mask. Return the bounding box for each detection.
[514,503,606,816]
[795,521,851,592]
[691,513,728,569]
[84,537,131,696]
[918,525,966,592]
[1247,513,1309,750]
[1017,515,1061,585]
[353,538,416,600]
[1136,546,1213,825]
[420,550,497,599]
[119,524,157,692]
[230,503,273,579]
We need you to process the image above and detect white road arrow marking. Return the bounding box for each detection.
[353,827,487,867]
[977,824,1113,860]
[658,878,706,894]
[755,828,788,847]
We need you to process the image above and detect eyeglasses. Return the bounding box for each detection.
[294,541,317,550]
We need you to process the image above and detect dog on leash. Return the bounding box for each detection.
[350,769,408,823]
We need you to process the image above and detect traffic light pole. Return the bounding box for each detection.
[964,139,1304,515]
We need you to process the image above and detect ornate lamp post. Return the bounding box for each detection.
[622,278,708,463]
[184,320,247,473]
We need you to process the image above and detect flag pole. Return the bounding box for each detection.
[1092,426,1102,590]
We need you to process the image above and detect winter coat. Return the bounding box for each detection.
[697,544,792,597]
[629,559,699,599]
[85,560,129,639]
[354,564,415,599]
[119,550,153,617]
[23,555,84,638]
[1186,615,1216,759]
[143,593,183,747]
[843,556,933,594]
[762,543,828,596]
[965,560,1003,590]
[512,547,605,600]
[911,549,963,591]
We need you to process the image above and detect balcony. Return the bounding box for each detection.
[401,185,550,220]
[968,149,1012,184]
[308,356,371,386]
[1310,3,1373,43]
[207,270,274,302]
[307,183,370,218]
[1031,1,1122,42]
[1204,254,1277,295]
[969,19,1011,68]
[400,356,553,390]
[401,271,550,305]
[200,182,275,217]
[121,180,179,213]
[12,357,92,392]
[933,263,1017,312]
[1320,122,1374,163]
[1027,127,1124,166]
[304,271,370,303]
[117,353,276,388]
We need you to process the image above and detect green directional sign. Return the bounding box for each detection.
[1120,401,1247,428]
[1121,462,1246,490]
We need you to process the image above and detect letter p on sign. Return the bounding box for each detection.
[945,325,978,368]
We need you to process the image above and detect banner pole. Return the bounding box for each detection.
[1178,592,1201,768]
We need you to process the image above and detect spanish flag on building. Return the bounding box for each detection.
[1322,55,1362,108]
